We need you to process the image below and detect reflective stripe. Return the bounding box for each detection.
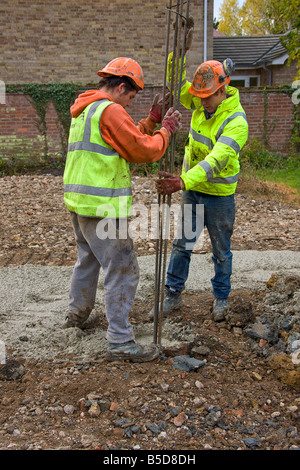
[68,99,118,155]
[217,135,241,153]
[212,173,239,184]
[190,127,213,149]
[64,184,132,198]
[215,111,247,140]
[68,141,119,156]
[83,100,106,141]
[183,157,190,172]
[196,160,239,184]
[198,160,214,180]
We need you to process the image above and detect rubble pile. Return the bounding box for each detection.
[224,273,300,389]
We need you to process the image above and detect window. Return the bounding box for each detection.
[229,76,260,87]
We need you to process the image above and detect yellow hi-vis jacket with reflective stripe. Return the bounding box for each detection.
[180,84,248,195]
[167,54,248,196]
[63,99,132,218]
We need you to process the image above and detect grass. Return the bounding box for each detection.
[237,172,300,205]
[255,165,300,192]
[0,151,65,176]
[238,139,300,204]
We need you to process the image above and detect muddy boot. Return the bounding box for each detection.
[212,298,228,322]
[62,316,85,329]
[149,287,183,320]
[106,341,159,363]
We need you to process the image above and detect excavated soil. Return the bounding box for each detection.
[0,172,299,453]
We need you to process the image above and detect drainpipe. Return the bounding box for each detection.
[263,62,272,86]
[203,0,207,61]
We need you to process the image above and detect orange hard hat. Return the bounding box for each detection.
[189,59,234,98]
[97,57,144,90]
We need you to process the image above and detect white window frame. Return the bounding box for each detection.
[229,75,260,87]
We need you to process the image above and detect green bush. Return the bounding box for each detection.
[240,138,300,191]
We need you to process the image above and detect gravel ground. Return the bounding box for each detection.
[0,173,299,453]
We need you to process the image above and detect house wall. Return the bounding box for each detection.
[0,86,296,159]
[233,60,298,87]
[0,0,213,86]
[270,61,298,86]
[239,87,295,152]
[0,1,296,159]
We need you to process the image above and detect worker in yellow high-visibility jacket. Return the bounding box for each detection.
[63,57,181,362]
[156,49,248,322]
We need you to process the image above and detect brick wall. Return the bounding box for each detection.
[238,87,295,152]
[0,94,63,157]
[271,61,298,87]
[232,61,298,87]
[0,86,295,158]
[0,0,213,86]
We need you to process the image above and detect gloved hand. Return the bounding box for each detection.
[185,16,194,52]
[161,107,181,135]
[149,95,161,123]
[149,92,170,123]
[173,16,194,53]
[155,171,184,195]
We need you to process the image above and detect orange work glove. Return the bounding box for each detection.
[155,171,184,195]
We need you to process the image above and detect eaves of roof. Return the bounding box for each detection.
[213,34,288,67]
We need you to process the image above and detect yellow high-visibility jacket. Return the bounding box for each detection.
[64,99,132,218]
[168,54,248,196]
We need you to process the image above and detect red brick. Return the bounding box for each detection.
[0,87,296,156]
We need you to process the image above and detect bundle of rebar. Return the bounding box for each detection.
[153,0,191,345]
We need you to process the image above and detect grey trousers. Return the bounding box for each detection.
[67,213,139,344]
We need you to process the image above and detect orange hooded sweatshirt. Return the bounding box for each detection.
[70,90,170,164]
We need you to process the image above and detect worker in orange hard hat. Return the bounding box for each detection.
[97,57,145,91]
[63,57,181,362]
[152,20,248,324]
[189,59,233,98]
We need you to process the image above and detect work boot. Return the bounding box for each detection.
[212,298,228,322]
[149,287,183,320]
[106,341,159,363]
[62,316,84,329]
[62,312,97,330]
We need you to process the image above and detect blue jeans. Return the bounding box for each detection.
[166,190,235,299]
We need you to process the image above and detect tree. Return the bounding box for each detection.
[266,0,298,33]
[217,0,300,77]
[218,0,272,35]
[240,0,273,35]
[218,0,243,36]
[266,0,300,76]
